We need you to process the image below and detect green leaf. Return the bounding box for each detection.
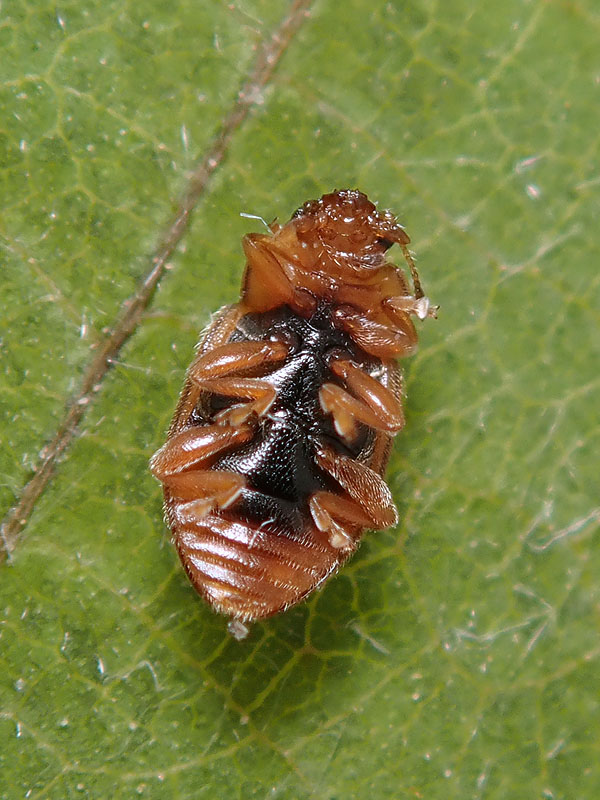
[1,1,599,798]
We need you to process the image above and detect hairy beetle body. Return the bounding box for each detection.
[150,190,436,628]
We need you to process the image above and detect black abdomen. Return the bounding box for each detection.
[209,305,375,531]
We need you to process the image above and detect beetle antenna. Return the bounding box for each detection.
[400,243,424,300]
[240,212,272,233]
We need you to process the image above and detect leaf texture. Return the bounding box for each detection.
[1,1,599,798]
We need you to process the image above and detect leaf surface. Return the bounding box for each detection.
[1,1,599,798]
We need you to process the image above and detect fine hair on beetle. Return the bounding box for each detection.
[150,189,437,639]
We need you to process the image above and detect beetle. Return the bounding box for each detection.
[150,189,436,638]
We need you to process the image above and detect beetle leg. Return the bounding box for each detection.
[167,470,246,520]
[318,383,359,440]
[320,383,388,440]
[242,234,316,315]
[150,423,253,479]
[185,340,288,426]
[327,358,404,433]
[319,372,403,441]
[333,305,418,358]
[188,340,289,381]
[309,491,375,550]
[151,426,250,519]
[168,306,249,438]
[191,377,276,426]
[242,233,294,309]
[315,447,398,529]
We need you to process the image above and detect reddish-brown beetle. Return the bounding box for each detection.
[150,190,436,637]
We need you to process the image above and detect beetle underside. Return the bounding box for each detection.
[150,190,436,629]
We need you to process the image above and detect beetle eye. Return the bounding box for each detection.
[376,237,394,250]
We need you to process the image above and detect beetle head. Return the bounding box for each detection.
[293,189,410,269]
